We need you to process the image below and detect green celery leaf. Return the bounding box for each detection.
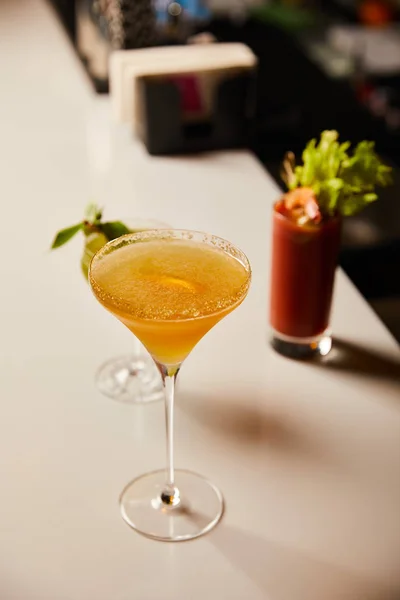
[377,164,393,187]
[281,130,392,219]
[338,141,392,216]
[339,192,378,216]
[100,221,131,241]
[51,223,83,249]
[363,192,378,203]
[293,131,352,214]
[300,138,317,186]
[319,178,344,216]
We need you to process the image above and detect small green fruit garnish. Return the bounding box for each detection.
[81,232,108,279]
[51,202,133,280]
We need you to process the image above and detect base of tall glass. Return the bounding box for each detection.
[120,469,224,542]
[95,354,164,404]
[270,328,332,359]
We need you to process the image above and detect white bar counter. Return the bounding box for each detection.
[1,1,399,599]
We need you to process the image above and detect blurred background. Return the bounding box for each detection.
[50,0,400,341]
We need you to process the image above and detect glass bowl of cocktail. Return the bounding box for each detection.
[51,204,167,404]
[89,229,251,541]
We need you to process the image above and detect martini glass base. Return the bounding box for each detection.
[271,329,332,359]
[95,354,164,404]
[120,469,224,542]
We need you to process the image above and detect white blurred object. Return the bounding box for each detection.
[328,25,400,74]
[187,31,217,44]
[109,43,257,130]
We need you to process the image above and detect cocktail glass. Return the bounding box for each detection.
[85,219,167,404]
[89,229,251,541]
[270,203,341,358]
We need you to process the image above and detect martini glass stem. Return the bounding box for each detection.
[159,365,181,507]
[132,335,141,361]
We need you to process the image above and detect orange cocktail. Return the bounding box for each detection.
[89,229,251,542]
[90,233,249,369]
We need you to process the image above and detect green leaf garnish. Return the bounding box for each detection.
[51,223,83,249]
[100,221,131,241]
[51,203,131,251]
[284,130,393,218]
